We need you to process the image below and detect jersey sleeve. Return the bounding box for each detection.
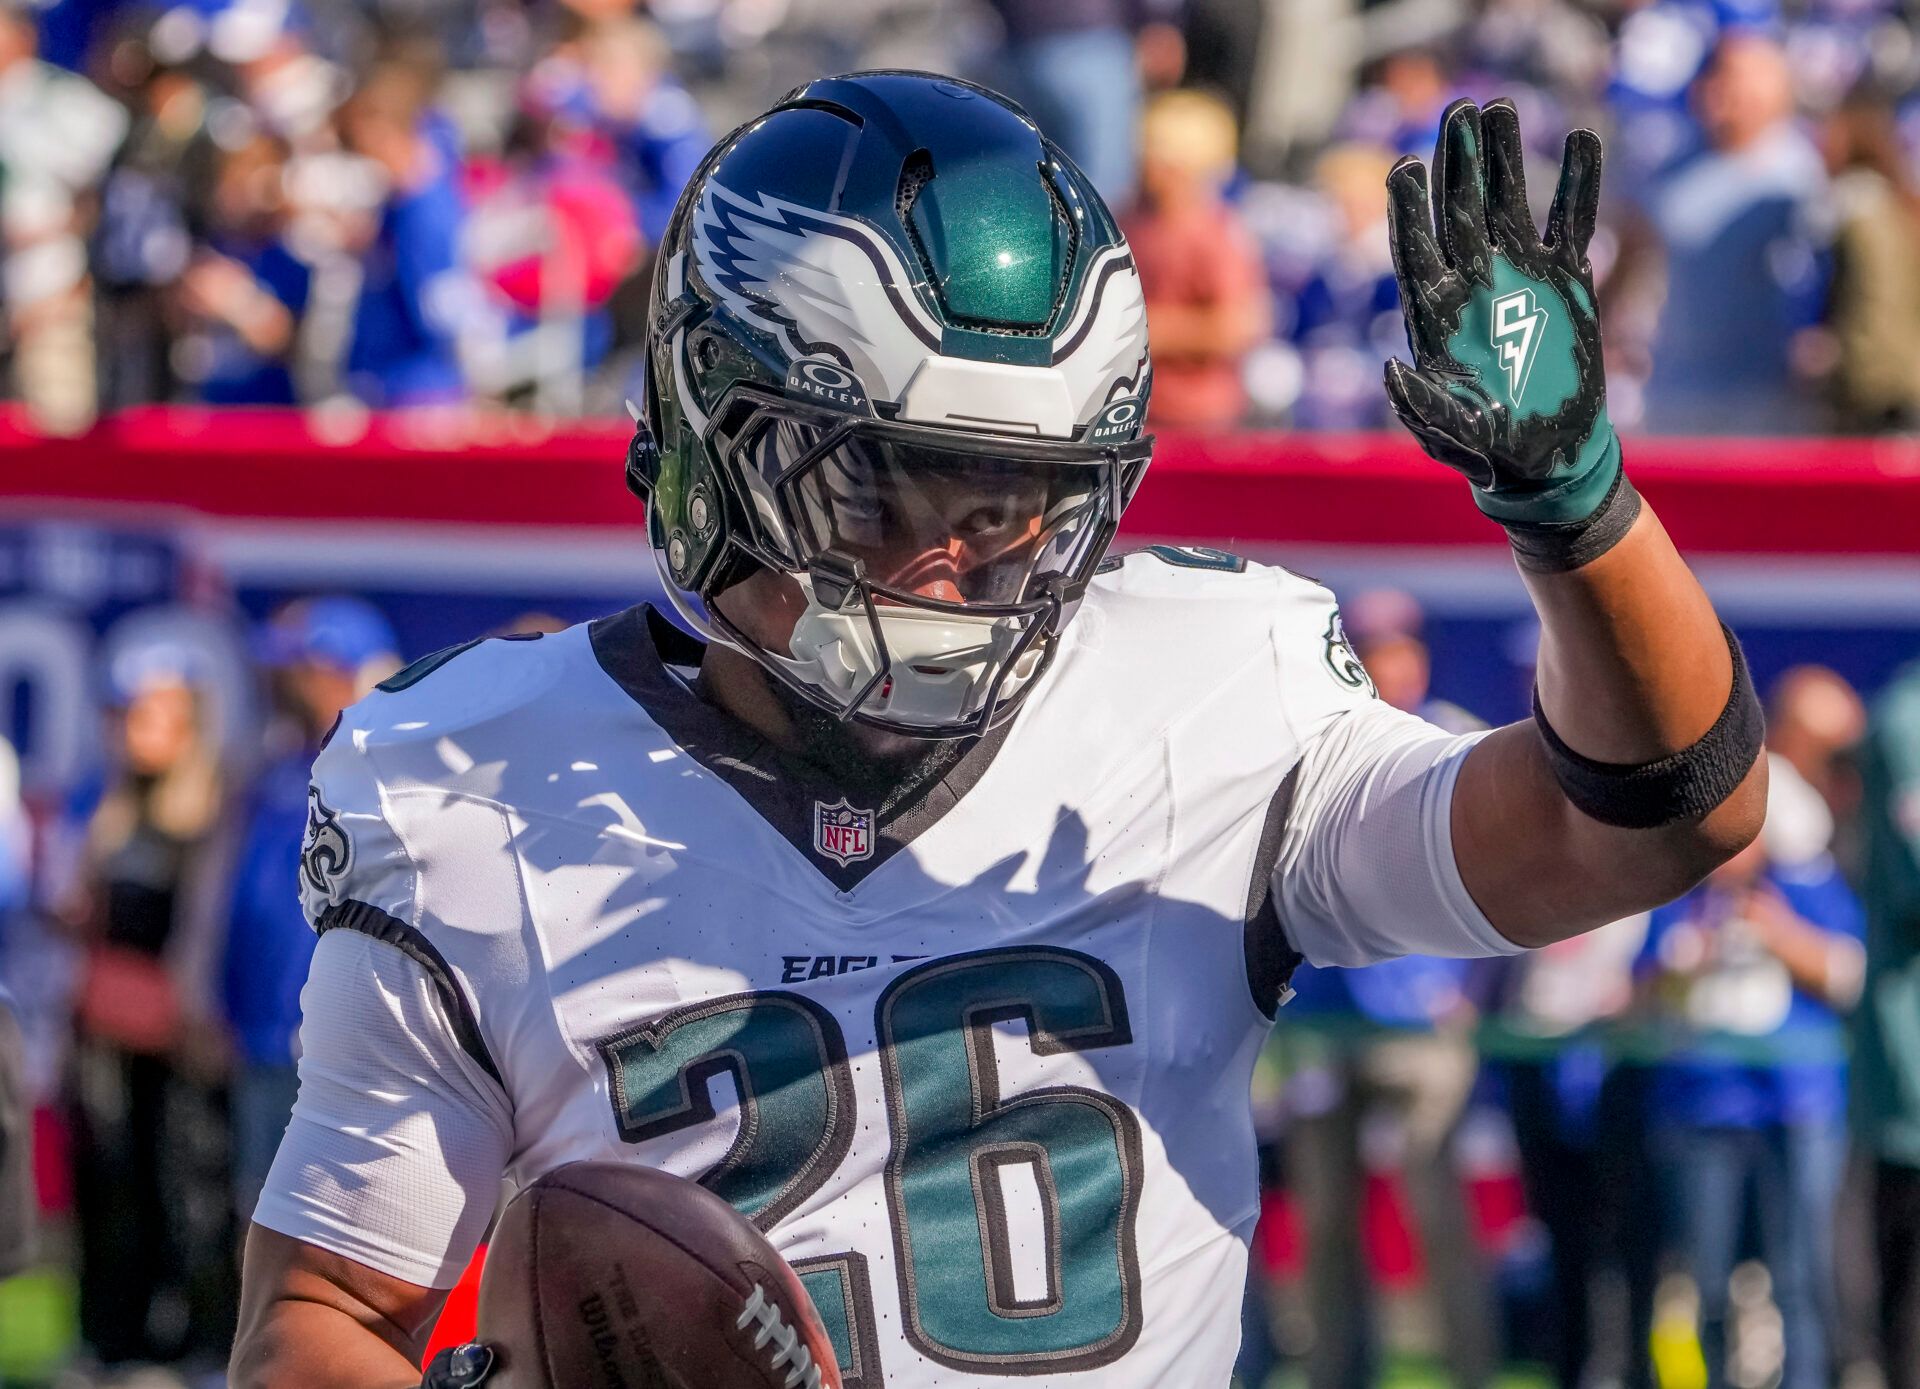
[262,723,514,1286]
[251,928,513,1288]
[1272,698,1519,968]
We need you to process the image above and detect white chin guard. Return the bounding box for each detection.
[782,575,1046,730]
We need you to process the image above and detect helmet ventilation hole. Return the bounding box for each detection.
[895,149,936,221]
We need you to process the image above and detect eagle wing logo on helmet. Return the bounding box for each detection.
[1051,244,1151,419]
[691,182,942,403]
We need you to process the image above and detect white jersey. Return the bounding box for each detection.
[256,551,1515,1388]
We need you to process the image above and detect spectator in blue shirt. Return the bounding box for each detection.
[1335,47,1460,160]
[222,596,397,1224]
[175,133,310,406]
[1283,143,1402,431]
[338,61,478,407]
[980,0,1182,207]
[1645,33,1830,433]
[574,17,710,250]
[1638,764,1866,1389]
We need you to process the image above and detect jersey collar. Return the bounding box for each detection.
[587,605,1012,892]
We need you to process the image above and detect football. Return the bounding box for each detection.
[474,1161,842,1389]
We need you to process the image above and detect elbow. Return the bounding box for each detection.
[1617,752,1770,907]
[1479,751,1770,952]
[1667,751,1769,879]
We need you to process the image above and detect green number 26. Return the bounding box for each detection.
[598,948,1144,1382]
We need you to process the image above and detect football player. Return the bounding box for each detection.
[232,76,1764,1388]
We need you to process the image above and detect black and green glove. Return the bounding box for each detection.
[1385,98,1639,571]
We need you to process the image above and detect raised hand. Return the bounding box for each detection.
[1384,98,1621,536]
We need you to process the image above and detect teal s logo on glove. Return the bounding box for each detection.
[1490,286,1546,400]
[1461,266,1585,420]
[1386,99,1621,528]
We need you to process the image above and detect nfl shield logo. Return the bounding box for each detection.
[813,797,874,867]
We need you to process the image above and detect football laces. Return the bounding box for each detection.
[735,1283,825,1389]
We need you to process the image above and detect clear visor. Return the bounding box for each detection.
[735,412,1127,607]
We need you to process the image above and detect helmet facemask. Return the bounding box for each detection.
[685,383,1149,739]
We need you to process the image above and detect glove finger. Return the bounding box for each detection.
[1386,156,1457,362]
[1434,99,1494,283]
[1545,127,1603,268]
[1481,99,1540,260]
[1385,359,1496,488]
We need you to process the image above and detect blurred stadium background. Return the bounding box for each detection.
[2,0,1920,1387]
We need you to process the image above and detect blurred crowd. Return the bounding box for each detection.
[0,596,414,1382]
[0,595,596,1384]
[0,0,1915,434]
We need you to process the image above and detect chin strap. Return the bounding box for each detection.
[781,570,1054,732]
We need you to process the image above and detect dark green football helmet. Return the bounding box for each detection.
[627,70,1154,738]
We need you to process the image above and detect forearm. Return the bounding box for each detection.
[232,1226,444,1389]
[1387,99,1765,944]
[234,293,294,355]
[1525,502,1729,762]
[1455,504,1765,943]
[1748,896,1866,1008]
[1525,499,1767,870]
[231,1299,423,1389]
[1764,922,1849,1002]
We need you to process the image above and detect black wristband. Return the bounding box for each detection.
[1532,624,1764,829]
[1505,470,1644,574]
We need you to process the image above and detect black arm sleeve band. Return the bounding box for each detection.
[1504,469,1644,574]
[1531,624,1764,829]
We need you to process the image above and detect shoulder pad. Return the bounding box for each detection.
[377,638,489,694]
[1089,547,1329,607]
[1089,550,1378,705]
[1097,544,1250,576]
[347,630,581,752]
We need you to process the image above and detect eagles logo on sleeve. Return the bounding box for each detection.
[301,785,352,898]
[1323,612,1377,697]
